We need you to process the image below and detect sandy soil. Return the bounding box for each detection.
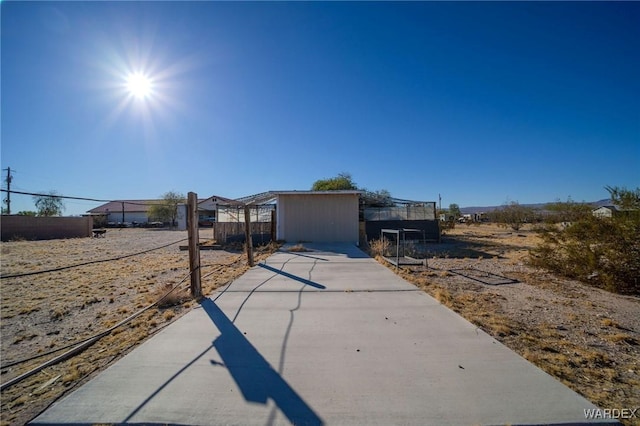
[0,228,275,425]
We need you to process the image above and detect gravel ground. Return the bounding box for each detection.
[1,228,275,426]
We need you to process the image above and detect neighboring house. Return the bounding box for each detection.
[197,195,242,225]
[87,200,159,225]
[176,195,245,229]
[593,206,618,218]
[592,205,639,220]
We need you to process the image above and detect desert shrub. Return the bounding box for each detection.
[154,283,191,308]
[368,238,390,257]
[529,215,639,295]
[491,201,536,231]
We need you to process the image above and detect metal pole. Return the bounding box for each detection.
[396,230,400,268]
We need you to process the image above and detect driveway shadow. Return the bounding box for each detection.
[200,298,324,426]
[258,263,326,289]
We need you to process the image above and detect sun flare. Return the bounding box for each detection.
[125,72,152,99]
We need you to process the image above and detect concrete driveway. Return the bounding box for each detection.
[31,243,615,425]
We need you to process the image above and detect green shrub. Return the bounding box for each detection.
[529,215,639,295]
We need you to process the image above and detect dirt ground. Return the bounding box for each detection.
[378,223,639,425]
[1,225,638,425]
[0,228,276,426]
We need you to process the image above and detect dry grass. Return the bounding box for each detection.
[0,229,278,426]
[379,223,640,426]
[368,238,389,257]
[287,244,311,252]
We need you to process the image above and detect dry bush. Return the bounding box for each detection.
[287,244,311,252]
[530,215,640,295]
[154,283,191,308]
[368,238,389,257]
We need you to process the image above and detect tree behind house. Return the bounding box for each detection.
[311,172,358,191]
[148,191,186,228]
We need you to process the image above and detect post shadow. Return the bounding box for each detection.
[277,250,330,262]
[258,263,326,289]
[200,298,324,426]
[448,268,519,286]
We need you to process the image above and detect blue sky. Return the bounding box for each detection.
[2,1,638,216]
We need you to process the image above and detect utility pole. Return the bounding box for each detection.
[3,167,13,214]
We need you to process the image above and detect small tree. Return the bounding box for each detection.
[448,203,461,220]
[605,185,640,210]
[33,191,65,216]
[493,201,534,231]
[311,172,358,191]
[17,211,37,216]
[148,191,186,228]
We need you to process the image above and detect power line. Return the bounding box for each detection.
[0,189,110,203]
[0,189,174,207]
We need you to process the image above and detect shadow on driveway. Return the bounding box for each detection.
[258,263,327,289]
[200,298,324,426]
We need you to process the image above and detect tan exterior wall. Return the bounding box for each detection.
[277,194,359,243]
[1,216,93,241]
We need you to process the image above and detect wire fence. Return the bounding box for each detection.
[0,187,260,416]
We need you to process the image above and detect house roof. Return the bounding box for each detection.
[593,205,619,212]
[88,200,161,214]
[271,190,362,196]
[89,197,232,214]
[200,194,244,207]
[236,190,362,206]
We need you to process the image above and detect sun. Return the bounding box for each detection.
[125,72,153,99]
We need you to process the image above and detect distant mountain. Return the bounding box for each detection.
[460,199,612,215]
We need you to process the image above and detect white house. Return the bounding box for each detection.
[87,200,159,225]
[592,206,618,218]
[176,195,246,230]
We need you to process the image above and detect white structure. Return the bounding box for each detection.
[274,191,361,244]
[177,195,241,230]
[592,206,618,218]
[87,200,158,225]
[176,204,187,230]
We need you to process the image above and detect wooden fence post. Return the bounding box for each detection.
[187,192,202,298]
[244,205,254,267]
